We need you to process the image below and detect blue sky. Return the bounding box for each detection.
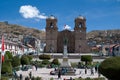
[0,0,120,32]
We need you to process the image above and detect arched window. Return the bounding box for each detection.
[50,22,53,28]
[79,22,82,28]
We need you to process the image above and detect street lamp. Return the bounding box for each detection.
[106,31,111,56]
[79,45,81,62]
[50,45,54,58]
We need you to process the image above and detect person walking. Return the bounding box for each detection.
[58,70,61,79]
[85,67,87,74]
[91,67,94,75]
[29,72,32,79]
[20,74,22,80]
[35,64,38,71]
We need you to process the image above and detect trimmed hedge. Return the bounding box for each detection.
[12,56,21,67]
[81,55,93,65]
[42,59,50,65]
[39,54,51,60]
[27,55,33,61]
[21,55,30,66]
[99,56,120,80]
[51,58,60,65]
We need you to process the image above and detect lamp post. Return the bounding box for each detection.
[50,45,53,58]
[106,31,111,56]
[79,45,81,62]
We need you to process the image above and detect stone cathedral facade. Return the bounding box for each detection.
[45,16,90,53]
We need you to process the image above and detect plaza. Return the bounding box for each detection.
[16,66,105,80]
[15,55,106,80]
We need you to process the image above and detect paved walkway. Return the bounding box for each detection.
[16,67,106,80]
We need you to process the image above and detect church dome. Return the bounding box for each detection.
[77,15,86,20]
[48,15,56,19]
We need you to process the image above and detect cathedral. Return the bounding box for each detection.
[45,16,90,53]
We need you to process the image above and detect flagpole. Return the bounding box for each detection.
[0,51,2,79]
[0,36,2,79]
[0,35,4,79]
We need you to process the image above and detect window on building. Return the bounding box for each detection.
[79,22,82,28]
[50,22,53,28]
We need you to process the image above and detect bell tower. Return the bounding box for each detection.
[74,16,88,53]
[45,15,58,53]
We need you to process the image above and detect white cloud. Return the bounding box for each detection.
[63,24,71,30]
[19,5,47,19]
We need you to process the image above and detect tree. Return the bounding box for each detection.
[1,52,12,75]
[99,56,120,80]
[4,53,9,61]
[2,61,12,74]
[12,56,21,67]
[5,51,13,60]
[27,55,33,62]
[81,55,93,65]
[21,55,29,66]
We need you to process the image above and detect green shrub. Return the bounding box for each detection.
[42,59,50,65]
[38,64,45,68]
[99,56,120,80]
[5,51,13,60]
[1,61,12,74]
[27,55,33,61]
[39,54,51,60]
[50,77,54,80]
[51,58,60,65]
[1,76,9,80]
[12,56,21,67]
[31,76,35,80]
[71,62,78,68]
[21,55,30,66]
[36,77,42,80]
[4,53,9,61]
[81,55,93,65]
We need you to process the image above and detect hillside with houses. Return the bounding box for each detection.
[0,21,45,56]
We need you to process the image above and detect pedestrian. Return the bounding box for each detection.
[58,70,61,79]
[98,70,101,78]
[20,74,22,80]
[91,67,94,75]
[70,77,73,80]
[85,67,87,74]
[79,70,81,74]
[35,64,38,71]
[29,72,32,79]
[95,66,97,73]
[54,67,57,71]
